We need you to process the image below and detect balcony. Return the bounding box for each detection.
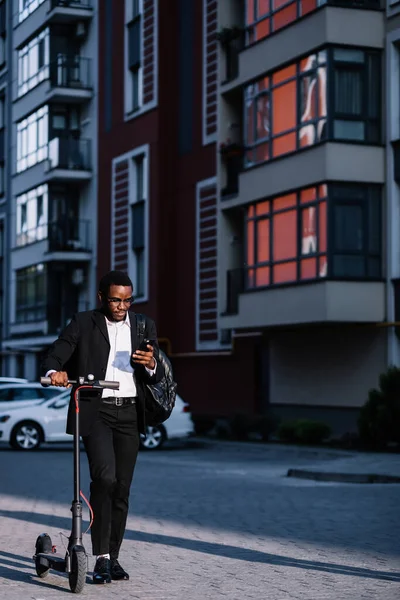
[220,4,384,95]
[45,137,92,181]
[14,1,93,49]
[10,299,90,337]
[47,298,90,335]
[47,55,92,103]
[14,219,91,261]
[220,278,385,331]
[47,0,93,24]
[48,219,91,253]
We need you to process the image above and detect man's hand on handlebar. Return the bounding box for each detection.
[50,371,71,388]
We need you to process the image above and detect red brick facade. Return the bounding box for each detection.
[97,0,257,421]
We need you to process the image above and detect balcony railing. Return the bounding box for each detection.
[225,268,244,315]
[50,0,92,9]
[48,219,90,252]
[47,299,90,334]
[16,300,90,329]
[15,219,90,252]
[47,137,91,171]
[49,55,91,89]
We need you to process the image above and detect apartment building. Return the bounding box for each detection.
[1,0,98,380]
[217,0,388,433]
[94,0,392,435]
[0,0,7,376]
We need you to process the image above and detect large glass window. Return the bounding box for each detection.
[16,106,48,173]
[244,47,380,167]
[330,186,381,279]
[0,0,6,69]
[125,0,143,114]
[16,263,47,323]
[245,184,381,288]
[0,93,4,196]
[18,29,50,96]
[16,185,48,247]
[18,0,46,24]
[245,1,381,45]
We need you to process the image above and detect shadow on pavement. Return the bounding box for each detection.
[1,511,399,584]
[0,549,71,593]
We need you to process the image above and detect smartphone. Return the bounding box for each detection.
[138,339,155,351]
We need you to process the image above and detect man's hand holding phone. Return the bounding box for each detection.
[132,339,156,369]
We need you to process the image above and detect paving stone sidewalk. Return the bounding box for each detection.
[1,440,399,600]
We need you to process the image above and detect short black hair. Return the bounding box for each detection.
[98,271,133,297]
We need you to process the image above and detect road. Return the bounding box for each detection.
[0,439,399,599]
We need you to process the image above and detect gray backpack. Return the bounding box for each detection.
[136,313,177,426]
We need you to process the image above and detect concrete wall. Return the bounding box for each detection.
[268,326,387,409]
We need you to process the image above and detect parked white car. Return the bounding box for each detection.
[0,383,66,412]
[0,392,194,451]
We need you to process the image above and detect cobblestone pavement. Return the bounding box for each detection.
[0,439,399,600]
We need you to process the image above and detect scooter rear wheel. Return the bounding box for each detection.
[69,549,87,593]
[35,533,52,578]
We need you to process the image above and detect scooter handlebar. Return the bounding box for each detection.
[98,380,120,390]
[40,377,120,390]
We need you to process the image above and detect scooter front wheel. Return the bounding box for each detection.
[69,549,87,593]
[35,533,52,578]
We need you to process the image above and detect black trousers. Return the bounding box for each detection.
[82,402,140,558]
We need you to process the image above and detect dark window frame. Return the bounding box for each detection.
[15,264,47,323]
[245,186,328,288]
[244,45,381,168]
[245,183,382,290]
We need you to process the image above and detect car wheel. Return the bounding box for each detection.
[140,425,166,450]
[10,421,44,451]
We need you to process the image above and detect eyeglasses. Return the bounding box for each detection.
[107,297,134,305]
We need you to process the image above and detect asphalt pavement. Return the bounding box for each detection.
[0,438,399,599]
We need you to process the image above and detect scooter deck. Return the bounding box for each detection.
[35,552,67,573]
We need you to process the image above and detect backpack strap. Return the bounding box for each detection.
[136,313,146,344]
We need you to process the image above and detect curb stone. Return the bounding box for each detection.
[287,469,400,484]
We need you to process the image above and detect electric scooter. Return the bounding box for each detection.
[33,375,119,594]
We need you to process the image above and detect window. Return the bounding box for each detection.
[246,185,327,287]
[12,387,42,401]
[0,94,4,196]
[244,47,380,167]
[332,48,380,144]
[0,0,6,68]
[245,184,381,288]
[125,0,143,113]
[0,222,3,324]
[330,186,381,278]
[16,263,47,323]
[18,0,46,24]
[16,105,48,172]
[16,185,48,247]
[245,1,381,45]
[129,152,148,299]
[18,29,50,96]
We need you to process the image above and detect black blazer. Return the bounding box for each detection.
[41,308,164,436]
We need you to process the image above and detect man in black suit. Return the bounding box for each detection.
[41,270,164,584]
